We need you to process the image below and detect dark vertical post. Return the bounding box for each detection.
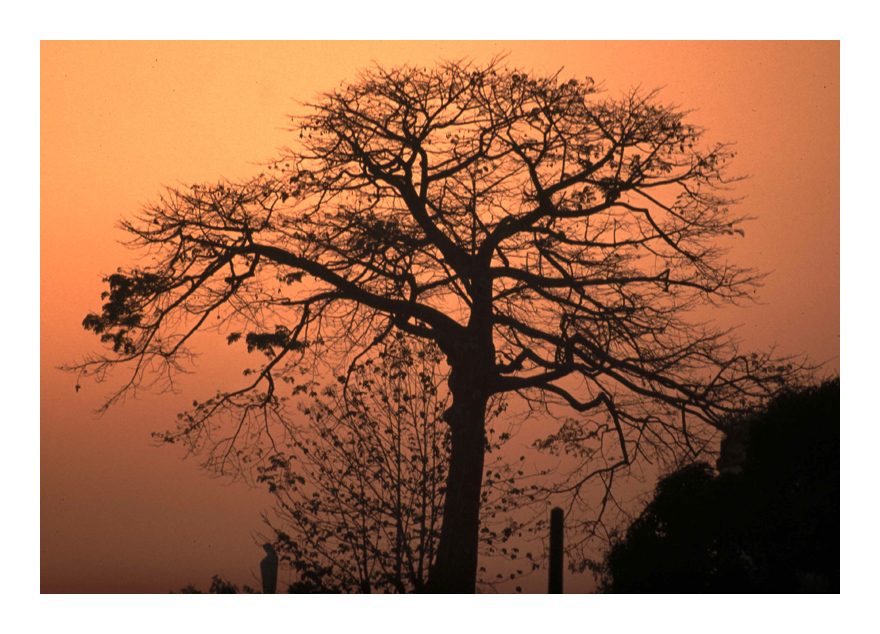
[549,506,564,594]
[260,543,278,594]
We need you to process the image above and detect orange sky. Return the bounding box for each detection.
[40,41,839,594]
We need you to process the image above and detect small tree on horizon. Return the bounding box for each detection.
[260,334,451,593]
[69,57,806,592]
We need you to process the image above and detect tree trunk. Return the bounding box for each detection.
[427,385,488,593]
[427,276,494,593]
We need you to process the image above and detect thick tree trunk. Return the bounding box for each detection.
[426,275,495,593]
[426,385,488,593]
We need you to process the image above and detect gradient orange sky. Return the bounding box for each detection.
[40,41,839,594]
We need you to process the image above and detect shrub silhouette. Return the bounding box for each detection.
[596,378,839,593]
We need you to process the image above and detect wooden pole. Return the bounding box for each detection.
[549,507,563,594]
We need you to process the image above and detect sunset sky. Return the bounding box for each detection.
[40,41,839,596]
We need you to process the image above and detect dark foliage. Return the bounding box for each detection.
[176,575,257,594]
[596,378,839,593]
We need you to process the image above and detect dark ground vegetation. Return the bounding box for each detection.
[594,379,839,593]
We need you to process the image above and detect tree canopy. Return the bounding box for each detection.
[71,57,804,592]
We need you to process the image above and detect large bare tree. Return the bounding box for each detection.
[71,58,801,592]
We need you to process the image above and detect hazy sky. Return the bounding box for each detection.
[40,41,839,594]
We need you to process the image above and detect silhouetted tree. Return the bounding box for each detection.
[262,334,448,593]
[70,58,804,592]
[594,378,839,593]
